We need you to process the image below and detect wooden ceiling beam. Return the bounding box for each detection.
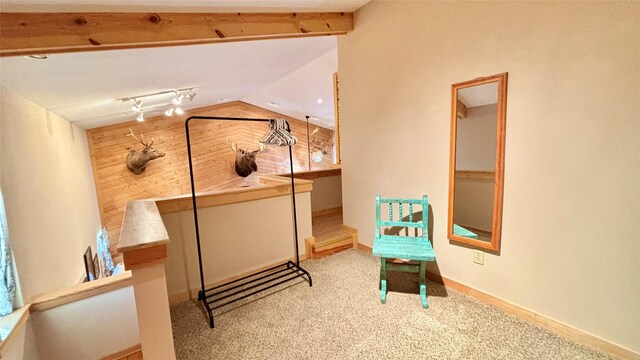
[0,12,354,57]
[456,99,468,119]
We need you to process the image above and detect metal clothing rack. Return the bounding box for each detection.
[185,116,313,328]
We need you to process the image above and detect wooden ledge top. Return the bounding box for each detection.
[29,271,132,313]
[154,175,313,214]
[290,167,341,180]
[0,304,30,356]
[118,200,169,253]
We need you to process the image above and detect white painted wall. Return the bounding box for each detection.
[310,175,342,213]
[0,87,102,302]
[339,1,639,352]
[454,105,497,231]
[455,104,497,171]
[453,179,494,233]
[28,286,139,360]
[1,320,26,360]
[162,192,312,301]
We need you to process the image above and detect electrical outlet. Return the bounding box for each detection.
[473,249,484,265]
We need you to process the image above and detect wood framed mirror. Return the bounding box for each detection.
[448,73,508,252]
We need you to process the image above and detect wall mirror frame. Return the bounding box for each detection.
[447,72,508,252]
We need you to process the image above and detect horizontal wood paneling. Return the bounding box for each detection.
[87,101,333,253]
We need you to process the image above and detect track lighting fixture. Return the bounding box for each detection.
[120,88,196,121]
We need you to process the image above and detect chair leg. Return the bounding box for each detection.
[419,261,428,309]
[380,257,387,304]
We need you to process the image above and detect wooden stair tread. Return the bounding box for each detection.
[315,229,352,247]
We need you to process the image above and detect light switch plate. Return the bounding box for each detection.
[473,249,484,265]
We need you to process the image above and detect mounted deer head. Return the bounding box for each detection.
[309,127,334,163]
[227,140,269,177]
[126,128,165,174]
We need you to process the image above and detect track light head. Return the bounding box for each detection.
[175,107,184,115]
[185,90,196,101]
[164,108,174,117]
[172,92,184,105]
[136,113,144,122]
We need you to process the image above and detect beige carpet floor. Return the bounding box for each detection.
[171,249,611,360]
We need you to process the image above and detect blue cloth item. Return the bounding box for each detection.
[97,228,115,277]
[0,190,16,316]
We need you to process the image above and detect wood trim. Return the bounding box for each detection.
[29,271,132,312]
[340,224,359,249]
[312,206,343,218]
[86,132,107,229]
[456,99,468,119]
[291,167,341,180]
[448,72,508,252]
[100,344,142,360]
[354,242,638,360]
[0,304,31,357]
[455,170,495,180]
[304,236,316,262]
[0,12,354,57]
[333,72,341,164]
[122,244,168,269]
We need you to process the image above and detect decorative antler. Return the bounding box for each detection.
[310,127,333,155]
[251,142,269,154]
[125,128,164,174]
[227,140,238,153]
[126,128,155,149]
[227,140,269,177]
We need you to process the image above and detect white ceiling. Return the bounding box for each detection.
[458,82,499,108]
[0,36,339,129]
[0,0,370,12]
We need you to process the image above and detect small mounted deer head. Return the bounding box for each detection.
[126,128,165,174]
[227,140,269,177]
[309,128,334,163]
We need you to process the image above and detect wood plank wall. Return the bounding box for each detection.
[86,101,333,253]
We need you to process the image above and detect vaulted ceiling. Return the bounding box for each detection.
[0,36,338,129]
[0,0,370,129]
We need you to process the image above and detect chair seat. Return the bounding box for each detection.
[373,235,435,261]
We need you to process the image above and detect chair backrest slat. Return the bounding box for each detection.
[380,221,423,228]
[375,195,429,240]
[409,204,413,222]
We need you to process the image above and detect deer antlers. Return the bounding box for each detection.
[227,140,269,177]
[227,140,269,154]
[126,128,155,149]
[310,127,333,155]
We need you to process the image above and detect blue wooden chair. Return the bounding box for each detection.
[372,195,435,308]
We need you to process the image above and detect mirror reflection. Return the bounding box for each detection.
[453,82,499,243]
[448,72,507,252]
